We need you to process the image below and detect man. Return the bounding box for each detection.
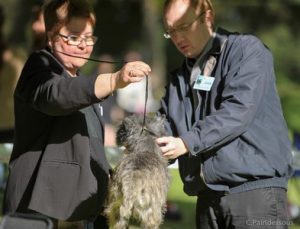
[156,0,293,228]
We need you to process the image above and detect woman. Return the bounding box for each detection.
[3,0,151,228]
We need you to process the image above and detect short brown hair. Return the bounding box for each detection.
[43,0,96,35]
[164,0,214,15]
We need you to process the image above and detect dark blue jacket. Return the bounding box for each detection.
[159,28,293,195]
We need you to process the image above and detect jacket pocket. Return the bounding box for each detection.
[28,160,98,221]
[202,138,276,186]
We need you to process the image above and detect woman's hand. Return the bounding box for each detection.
[113,61,151,89]
[95,61,151,99]
[156,136,188,160]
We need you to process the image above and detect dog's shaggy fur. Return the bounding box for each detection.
[105,114,171,229]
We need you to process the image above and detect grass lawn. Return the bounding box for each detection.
[161,168,197,229]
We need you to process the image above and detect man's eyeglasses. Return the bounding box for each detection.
[58,34,98,46]
[163,11,206,39]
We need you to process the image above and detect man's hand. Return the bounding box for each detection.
[156,136,188,159]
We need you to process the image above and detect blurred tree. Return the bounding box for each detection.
[93,0,143,57]
[213,0,300,132]
[142,0,167,99]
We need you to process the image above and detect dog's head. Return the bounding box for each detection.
[116,114,166,148]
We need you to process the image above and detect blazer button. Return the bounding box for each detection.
[194,146,200,152]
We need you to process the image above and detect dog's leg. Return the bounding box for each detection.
[112,204,132,229]
[138,196,166,229]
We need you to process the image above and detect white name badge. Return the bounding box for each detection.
[193,75,215,91]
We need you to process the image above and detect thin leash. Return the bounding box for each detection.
[141,75,148,134]
[55,50,128,64]
[57,51,149,130]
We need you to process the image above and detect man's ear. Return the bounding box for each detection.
[205,10,215,29]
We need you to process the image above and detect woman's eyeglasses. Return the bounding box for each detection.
[58,34,98,46]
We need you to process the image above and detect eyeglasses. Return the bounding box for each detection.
[58,33,98,46]
[163,11,206,39]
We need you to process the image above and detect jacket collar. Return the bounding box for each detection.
[210,27,229,56]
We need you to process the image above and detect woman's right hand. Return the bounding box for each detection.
[94,61,151,99]
[113,61,151,89]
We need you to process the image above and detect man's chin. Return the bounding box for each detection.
[182,51,197,59]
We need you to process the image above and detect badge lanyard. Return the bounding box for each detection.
[193,55,217,91]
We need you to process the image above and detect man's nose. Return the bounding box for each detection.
[173,33,185,45]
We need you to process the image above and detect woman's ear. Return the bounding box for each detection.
[46,32,53,49]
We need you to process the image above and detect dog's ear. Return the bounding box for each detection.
[116,116,131,145]
[116,121,127,146]
[116,115,142,146]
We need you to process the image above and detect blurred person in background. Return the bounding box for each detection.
[3,1,151,229]
[30,1,46,51]
[0,5,24,143]
[156,0,293,228]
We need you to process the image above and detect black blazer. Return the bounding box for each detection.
[4,49,111,221]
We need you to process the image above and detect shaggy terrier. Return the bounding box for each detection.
[105,114,171,229]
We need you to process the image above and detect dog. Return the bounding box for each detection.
[105,114,171,229]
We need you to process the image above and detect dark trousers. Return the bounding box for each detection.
[196,187,291,229]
